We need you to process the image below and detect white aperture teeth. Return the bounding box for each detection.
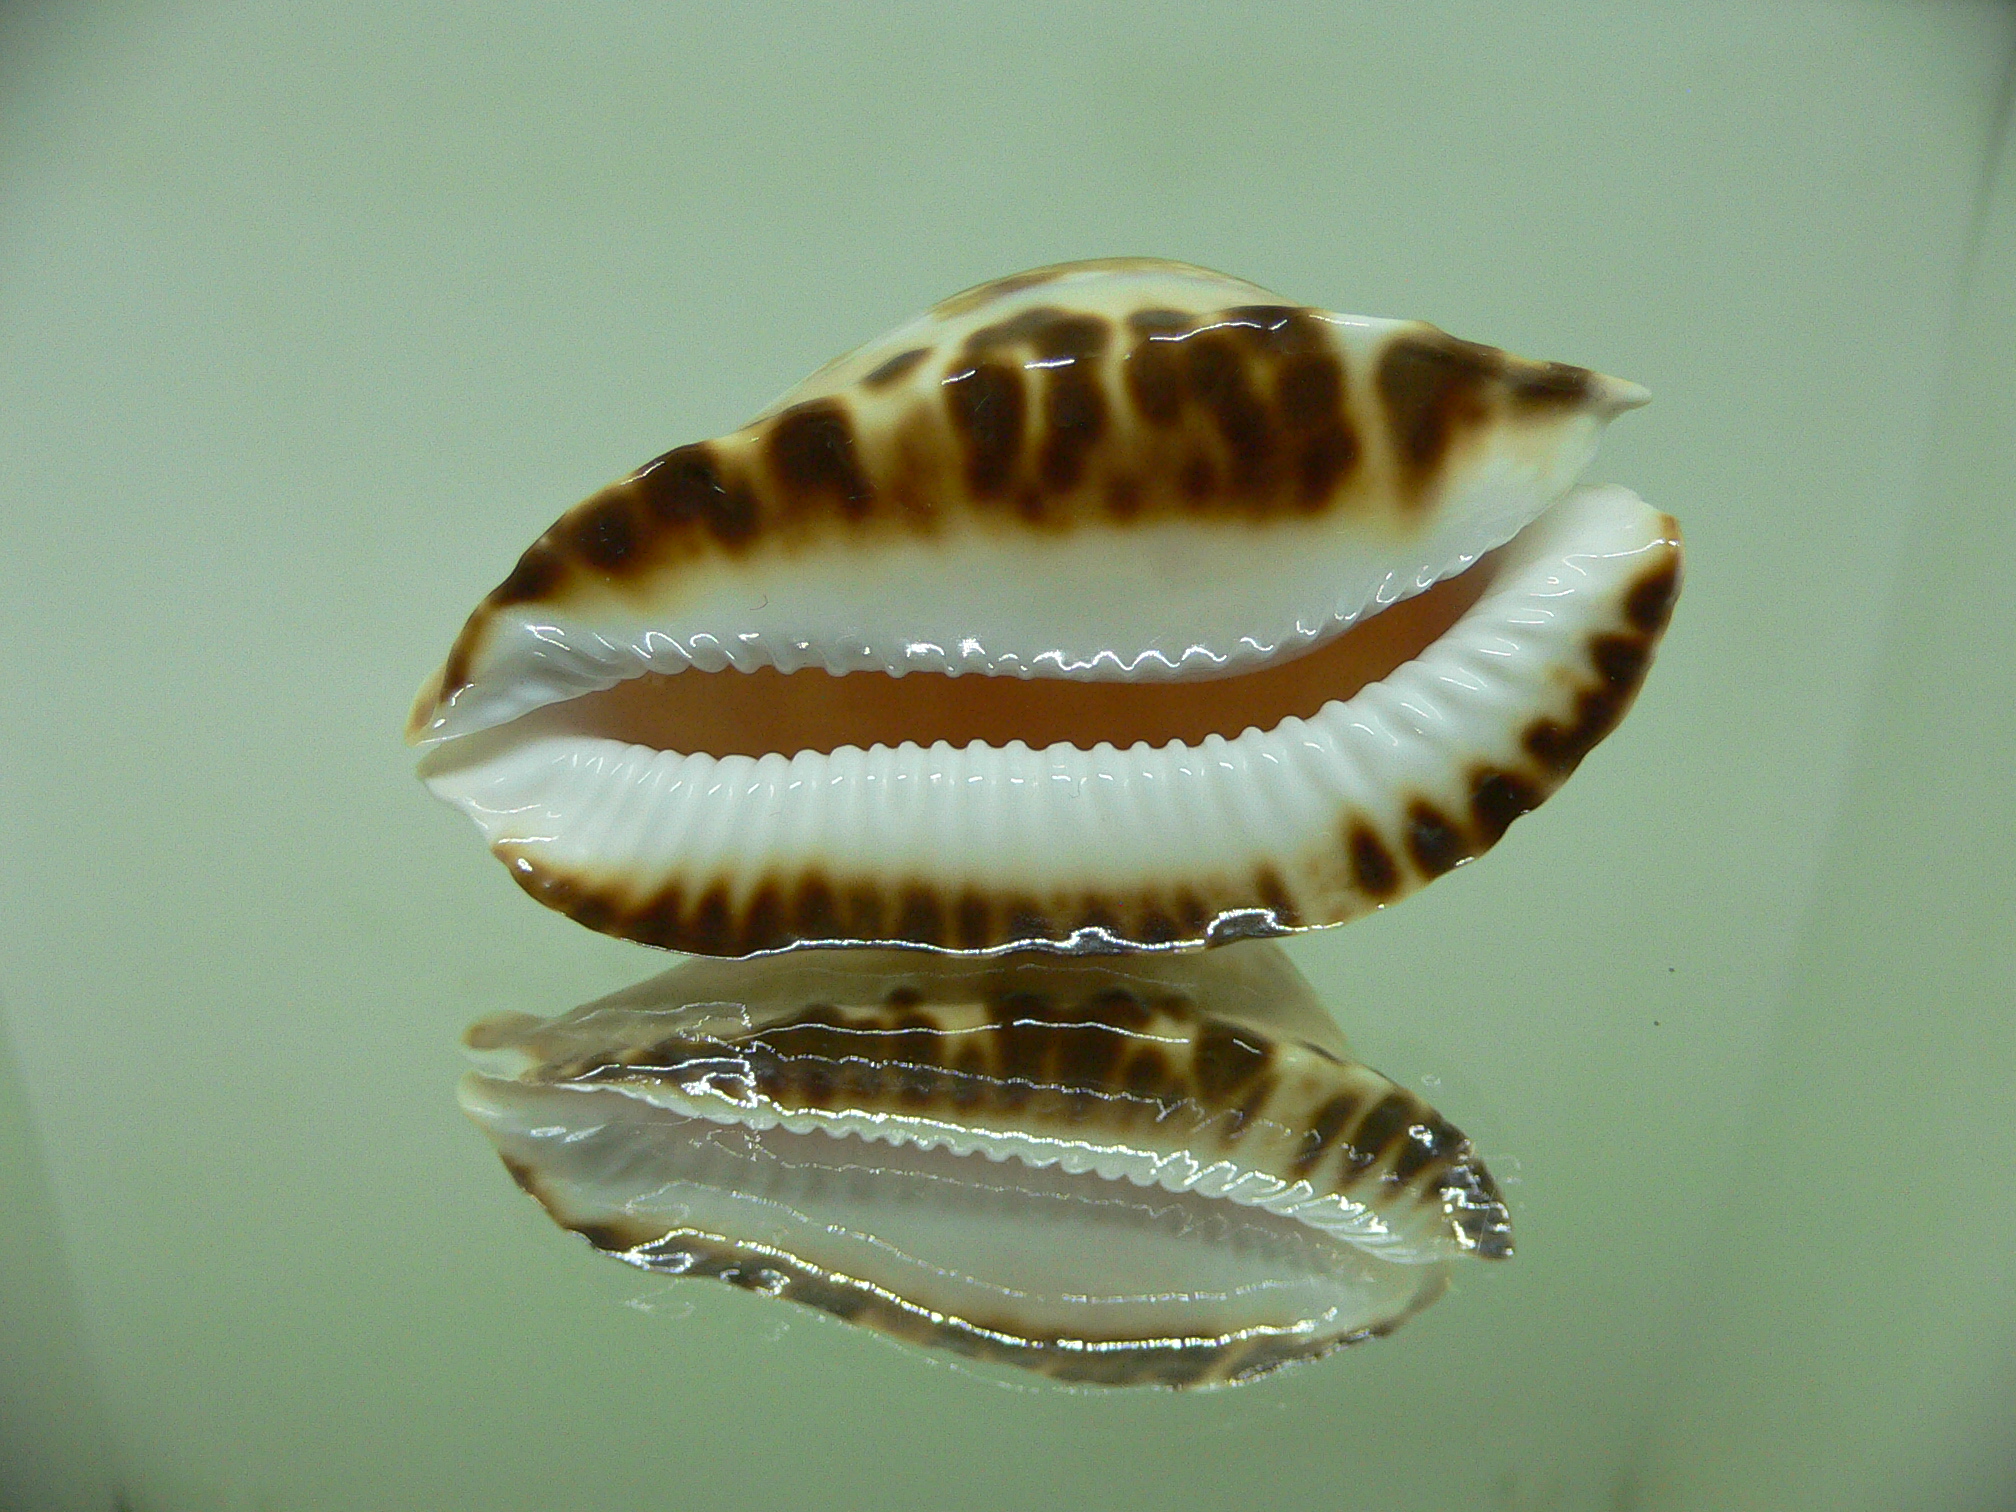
[419,485,1680,956]
[425,522,1510,748]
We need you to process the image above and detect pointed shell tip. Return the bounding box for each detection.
[1600,375,1652,415]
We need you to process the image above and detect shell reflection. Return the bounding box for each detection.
[461,942,1509,1387]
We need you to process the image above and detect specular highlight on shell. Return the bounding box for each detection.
[410,258,1680,955]
[459,943,1511,1388]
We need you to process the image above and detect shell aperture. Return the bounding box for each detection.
[460,943,1510,1387]
[408,259,1678,956]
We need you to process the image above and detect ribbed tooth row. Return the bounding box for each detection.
[421,484,1679,955]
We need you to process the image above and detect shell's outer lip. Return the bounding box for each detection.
[418,483,1681,956]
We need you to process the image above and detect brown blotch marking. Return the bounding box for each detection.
[990,989,1057,1108]
[1135,905,1182,946]
[1345,1092,1415,1172]
[1469,768,1544,846]
[687,887,733,956]
[1406,800,1472,878]
[1179,453,1216,502]
[566,494,639,572]
[1048,1021,1128,1107]
[435,646,475,709]
[574,1220,645,1255]
[1252,866,1301,928]
[1192,1018,1274,1104]
[558,884,617,937]
[1220,1072,1278,1144]
[765,400,874,520]
[521,870,615,940]
[1435,1162,1514,1259]
[836,1039,887,1101]
[1626,557,1682,634]
[884,984,923,1011]
[952,893,992,950]
[1038,363,1107,492]
[863,346,931,388]
[498,1153,540,1197]
[943,361,1026,497]
[637,1034,701,1072]
[1033,312,1109,361]
[887,1008,943,1071]
[743,1040,793,1103]
[949,1039,993,1112]
[1293,423,1359,506]
[841,885,885,941]
[814,1286,870,1323]
[968,306,1109,363]
[887,1057,946,1108]
[882,1016,947,1108]
[1124,335,1185,427]
[791,877,840,940]
[633,442,758,546]
[1085,986,1151,1032]
[1377,329,1499,497]
[1275,350,1342,426]
[1348,823,1402,900]
[1120,1044,1177,1104]
[986,986,1054,1028]
[738,1019,819,1061]
[1591,632,1649,688]
[1290,1091,1361,1180]
[1076,897,1122,939]
[1103,472,1143,519]
[741,885,785,952]
[1274,349,1359,505]
[895,887,945,946]
[1005,898,1059,942]
[1173,890,1212,939]
[1522,616,1663,777]
[1186,333,1273,490]
[1506,361,1594,410]
[1127,307,1193,335]
[490,539,564,606]
[621,883,685,952]
[1390,1114,1464,1185]
[766,1005,850,1096]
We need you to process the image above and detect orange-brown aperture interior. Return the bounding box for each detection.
[530,550,1499,759]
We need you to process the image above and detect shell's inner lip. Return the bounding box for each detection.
[513,547,1505,760]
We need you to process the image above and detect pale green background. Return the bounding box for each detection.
[3,4,2012,1509]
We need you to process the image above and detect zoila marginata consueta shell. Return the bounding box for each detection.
[459,942,1511,1388]
[409,259,1682,956]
